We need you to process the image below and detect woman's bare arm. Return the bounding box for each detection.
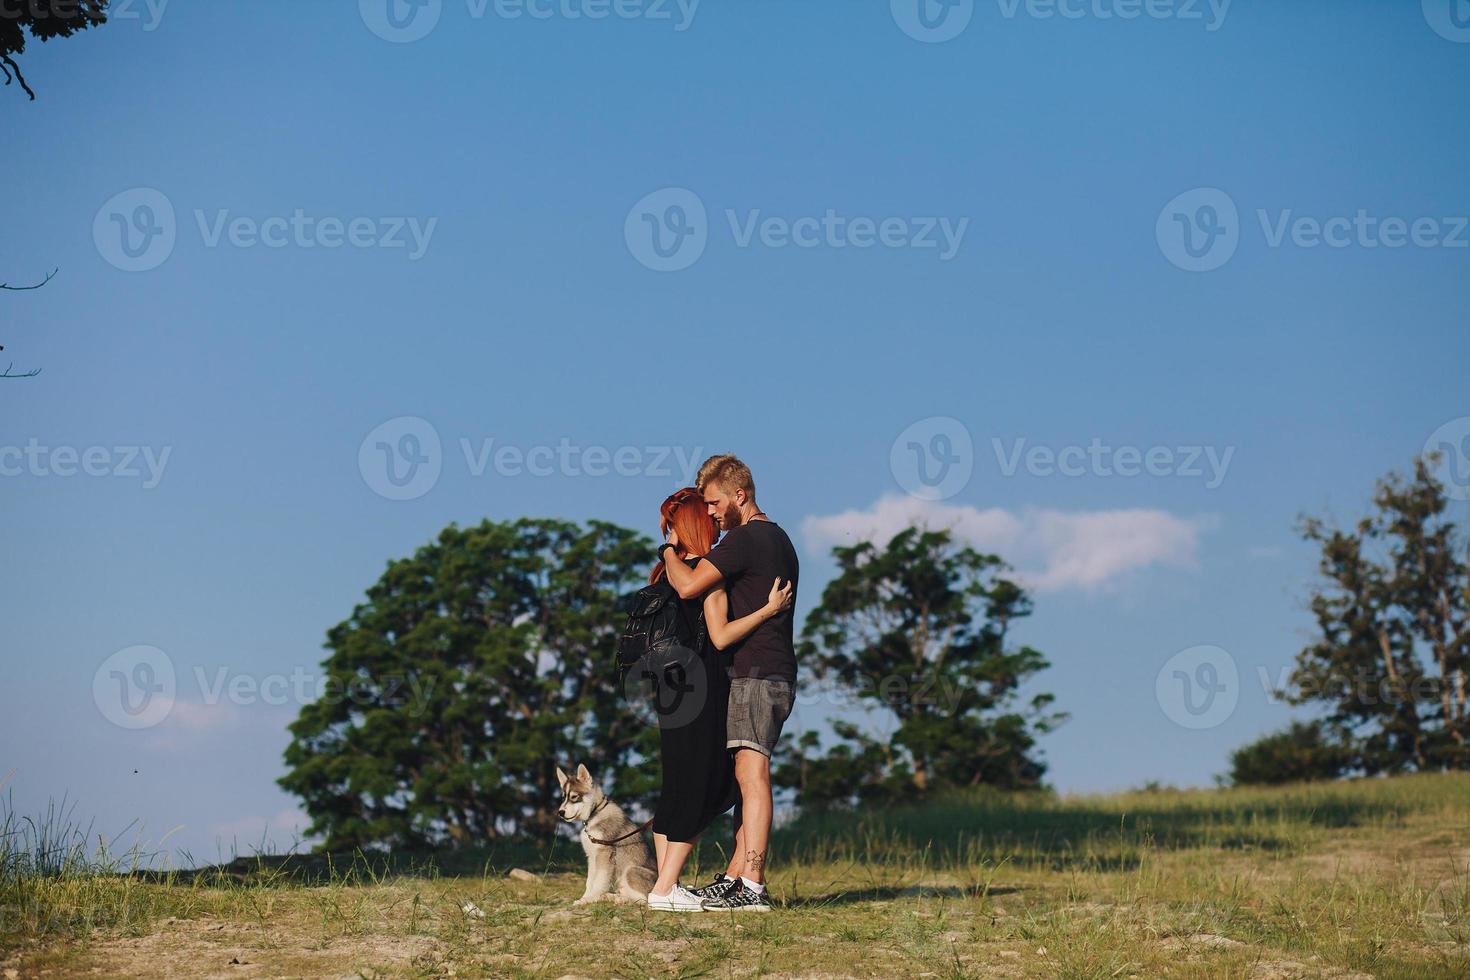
[702,578,793,651]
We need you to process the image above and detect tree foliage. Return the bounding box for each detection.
[279,518,659,850]
[777,528,1064,806]
[1228,721,1354,786]
[1232,455,1470,783]
[1,1,110,100]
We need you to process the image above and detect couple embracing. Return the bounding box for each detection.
[643,454,800,912]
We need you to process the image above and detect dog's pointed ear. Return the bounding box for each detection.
[575,763,592,785]
[556,766,569,790]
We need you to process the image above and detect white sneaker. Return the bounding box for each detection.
[647,883,705,912]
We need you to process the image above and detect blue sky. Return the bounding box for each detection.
[2,0,1467,864]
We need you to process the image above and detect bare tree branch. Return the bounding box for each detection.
[2,267,54,379]
[0,268,58,291]
[0,55,35,101]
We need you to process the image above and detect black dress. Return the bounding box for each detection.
[649,560,738,843]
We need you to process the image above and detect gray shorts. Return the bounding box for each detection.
[726,676,795,757]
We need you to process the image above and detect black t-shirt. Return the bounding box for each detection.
[705,520,800,681]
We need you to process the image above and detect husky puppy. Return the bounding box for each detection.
[556,763,658,906]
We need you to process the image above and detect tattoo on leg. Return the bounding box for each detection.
[745,849,765,872]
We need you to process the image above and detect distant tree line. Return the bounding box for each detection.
[1231,456,1469,784]
[280,520,1064,850]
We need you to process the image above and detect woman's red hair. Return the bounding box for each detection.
[650,486,718,584]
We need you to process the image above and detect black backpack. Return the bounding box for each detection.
[615,579,705,676]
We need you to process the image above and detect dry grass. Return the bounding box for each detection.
[3,774,1468,978]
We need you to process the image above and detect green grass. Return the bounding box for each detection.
[4,774,1469,977]
[779,776,1452,869]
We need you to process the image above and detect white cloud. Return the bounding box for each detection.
[167,698,241,732]
[138,700,242,751]
[209,807,314,855]
[802,495,1213,593]
[140,698,297,753]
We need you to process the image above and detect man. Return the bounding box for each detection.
[660,454,799,912]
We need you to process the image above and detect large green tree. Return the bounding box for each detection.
[1233,455,1469,783]
[779,527,1065,805]
[279,518,658,850]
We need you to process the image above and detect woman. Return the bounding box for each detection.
[645,486,792,912]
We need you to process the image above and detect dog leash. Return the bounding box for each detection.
[585,816,655,846]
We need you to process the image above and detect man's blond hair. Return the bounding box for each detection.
[695,454,756,497]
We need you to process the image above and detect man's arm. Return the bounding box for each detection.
[663,554,724,599]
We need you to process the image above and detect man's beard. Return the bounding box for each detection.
[720,502,741,529]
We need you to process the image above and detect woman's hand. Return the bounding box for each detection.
[764,577,794,616]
